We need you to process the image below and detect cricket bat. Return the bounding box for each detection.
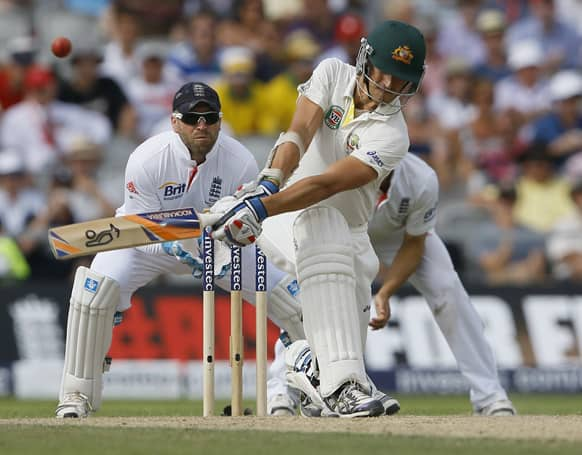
[48,207,201,260]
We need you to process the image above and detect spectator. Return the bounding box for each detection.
[472,9,511,83]
[317,12,366,65]
[428,57,477,132]
[529,70,582,168]
[506,0,581,73]
[416,15,446,98]
[460,77,522,189]
[0,151,41,281]
[218,0,282,82]
[263,30,320,133]
[59,135,117,222]
[286,0,336,50]
[100,4,143,91]
[213,46,270,137]
[0,65,112,176]
[513,142,576,233]
[436,0,487,66]
[126,41,177,141]
[0,36,37,110]
[166,10,221,85]
[58,42,136,137]
[546,179,582,280]
[468,183,548,285]
[0,151,44,239]
[494,40,551,130]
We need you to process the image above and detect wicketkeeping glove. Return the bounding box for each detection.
[162,237,230,278]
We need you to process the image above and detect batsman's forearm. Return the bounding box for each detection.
[261,175,339,216]
[377,235,425,297]
[270,142,303,180]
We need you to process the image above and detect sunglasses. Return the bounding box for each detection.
[174,111,222,125]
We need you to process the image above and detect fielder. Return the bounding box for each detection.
[55,82,304,418]
[201,20,427,417]
[267,153,517,416]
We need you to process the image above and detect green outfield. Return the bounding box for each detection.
[0,395,580,455]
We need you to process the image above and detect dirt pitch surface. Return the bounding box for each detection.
[2,415,581,441]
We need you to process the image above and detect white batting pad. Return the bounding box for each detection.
[268,275,305,341]
[59,266,120,411]
[293,206,368,397]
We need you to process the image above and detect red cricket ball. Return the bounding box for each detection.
[51,36,72,58]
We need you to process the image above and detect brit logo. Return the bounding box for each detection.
[208,176,222,203]
[84,277,99,293]
[159,181,186,200]
[324,105,344,129]
[126,181,138,194]
[398,197,410,215]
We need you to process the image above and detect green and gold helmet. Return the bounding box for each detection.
[356,20,426,91]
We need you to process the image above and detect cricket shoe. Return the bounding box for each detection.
[373,390,401,415]
[55,392,92,418]
[324,382,385,418]
[268,393,297,416]
[367,376,400,415]
[474,399,517,416]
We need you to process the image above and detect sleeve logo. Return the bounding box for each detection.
[324,105,345,129]
[366,150,384,167]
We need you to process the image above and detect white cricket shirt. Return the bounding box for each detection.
[368,152,439,246]
[290,58,411,227]
[117,130,258,215]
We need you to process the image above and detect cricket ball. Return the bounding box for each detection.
[51,36,72,58]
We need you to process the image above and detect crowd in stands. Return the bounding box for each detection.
[0,0,582,287]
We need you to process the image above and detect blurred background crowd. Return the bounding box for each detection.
[0,0,582,287]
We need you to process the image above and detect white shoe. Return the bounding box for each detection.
[55,392,92,418]
[324,382,384,418]
[474,399,517,416]
[268,393,296,416]
[372,390,401,415]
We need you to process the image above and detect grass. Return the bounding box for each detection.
[0,395,580,455]
[1,394,579,418]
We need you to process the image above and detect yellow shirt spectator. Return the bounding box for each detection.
[262,30,321,133]
[514,177,575,232]
[214,46,273,137]
[214,80,272,137]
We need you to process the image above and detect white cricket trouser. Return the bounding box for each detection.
[260,210,379,396]
[373,231,508,410]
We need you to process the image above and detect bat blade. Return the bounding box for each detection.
[48,208,201,260]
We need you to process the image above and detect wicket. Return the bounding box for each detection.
[202,229,268,416]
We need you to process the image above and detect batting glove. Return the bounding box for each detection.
[199,196,266,247]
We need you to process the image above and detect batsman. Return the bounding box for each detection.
[202,20,427,417]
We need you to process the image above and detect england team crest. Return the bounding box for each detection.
[324,105,345,129]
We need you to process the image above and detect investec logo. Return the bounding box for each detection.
[202,233,214,291]
[256,249,266,292]
[231,247,242,291]
[159,181,186,200]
